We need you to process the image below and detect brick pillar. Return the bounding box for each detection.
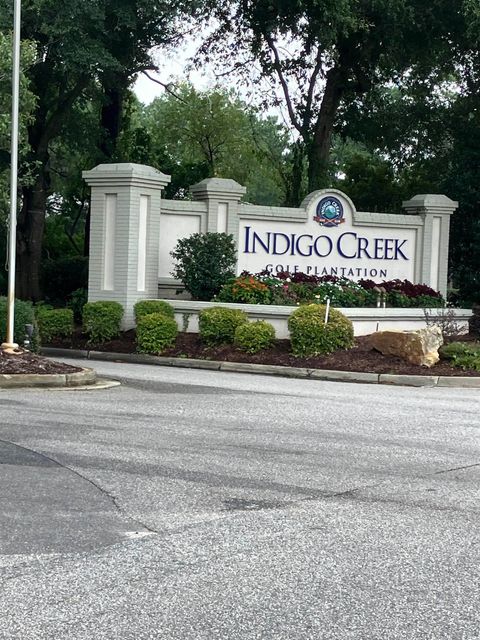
[190,178,246,245]
[403,194,458,297]
[83,163,171,329]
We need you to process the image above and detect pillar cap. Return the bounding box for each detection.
[402,194,458,214]
[83,163,171,188]
[190,177,246,201]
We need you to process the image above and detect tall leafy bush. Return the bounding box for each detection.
[170,232,236,300]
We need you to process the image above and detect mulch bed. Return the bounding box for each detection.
[44,329,480,377]
[0,349,82,375]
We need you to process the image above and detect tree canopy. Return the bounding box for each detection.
[137,84,289,204]
[0,0,479,305]
[198,0,467,201]
[0,0,198,299]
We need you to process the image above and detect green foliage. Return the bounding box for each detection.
[141,84,288,203]
[67,288,87,324]
[171,232,237,301]
[0,34,38,290]
[234,320,276,353]
[134,300,175,323]
[41,256,88,302]
[339,76,480,305]
[136,312,178,354]
[217,275,272,304]
[0,269,6,296]
[0,0,198,299]
[288,305,354,357]
[217,273,442,308]
[0,34,37,219]
[387,291,444,308]
[440,342,480,360]
[82,301,123,344]
[309,281,376,308]
[198,307,248,345]
[0,296,39,351]
[201,0,465,196]
[36,308,74,343]
[440,341,480,371]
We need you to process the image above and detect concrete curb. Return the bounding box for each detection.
[0,367,97,389]
[40,348,480,388]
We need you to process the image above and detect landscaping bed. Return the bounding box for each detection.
[44,329,480,377]
[0,349,82,375]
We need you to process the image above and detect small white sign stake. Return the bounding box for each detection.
[324,297,331,324]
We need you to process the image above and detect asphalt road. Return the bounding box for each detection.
[0,360,479,639]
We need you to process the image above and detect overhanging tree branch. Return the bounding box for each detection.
[263,31,302,134]
[142,70,189,103]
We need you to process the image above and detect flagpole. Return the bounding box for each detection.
[2,0,21,351]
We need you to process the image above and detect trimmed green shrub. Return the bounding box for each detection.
[0,296,39,351]
[134,300,175,323]
[36,308,74,343]
[450,355,480,371]
[440,342,476,360]
[234,320,276,353]
[82,301,123,344]
[440,341,480,370]
[288,304,354,356]
[136,312,178,354]
[170,232,237,300]
[199,306,248,345]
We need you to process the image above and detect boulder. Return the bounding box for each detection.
[369,327,443,367]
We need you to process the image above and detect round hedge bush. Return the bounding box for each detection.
[198,307,248,345]
[36,307,74,343]
[234,320,276,354]
[82,301,124,344]
[136,312,178,354]
[134,299,175,323]
[288,304,354,356]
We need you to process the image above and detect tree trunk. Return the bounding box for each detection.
[16,171,48,301]
[99,85,125,158]
[284,141,305,206]
[99,77,130,159]
[307,68,344,193]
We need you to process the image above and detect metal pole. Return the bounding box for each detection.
[2,0,21,350]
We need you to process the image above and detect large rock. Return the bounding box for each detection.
[369,327,443,367]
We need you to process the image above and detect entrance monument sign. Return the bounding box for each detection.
[83,164,458,328]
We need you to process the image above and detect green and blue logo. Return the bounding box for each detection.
[314,197,345,228]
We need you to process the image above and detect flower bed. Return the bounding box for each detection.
[216,271,445,308]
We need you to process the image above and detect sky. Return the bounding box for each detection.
[133,40,216,105]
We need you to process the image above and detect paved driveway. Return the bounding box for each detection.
[0,361,479,639]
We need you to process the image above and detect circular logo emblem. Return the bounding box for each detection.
[314,196,345,227]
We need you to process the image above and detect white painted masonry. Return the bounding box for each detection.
[83,163,170,328]
[84,164,459,330]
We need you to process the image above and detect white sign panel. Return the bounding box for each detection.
[237,192,416,281]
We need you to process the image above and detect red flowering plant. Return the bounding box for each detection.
[358,278,444,307]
